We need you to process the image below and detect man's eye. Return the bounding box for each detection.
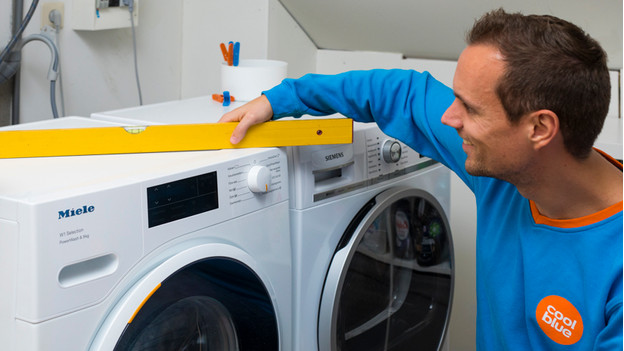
[463,102,475,113]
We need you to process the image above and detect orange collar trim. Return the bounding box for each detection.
[531,200,622,228]
[530,148,623,228]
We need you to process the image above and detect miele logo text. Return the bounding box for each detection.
[58,205,95,220]
[325,152,344,162]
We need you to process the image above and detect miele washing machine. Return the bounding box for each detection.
[0,117,292,350]
[92,97,454,351]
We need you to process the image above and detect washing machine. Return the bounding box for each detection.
[288,122,453,351]
[92,97,454,351]
[0,116,292,350]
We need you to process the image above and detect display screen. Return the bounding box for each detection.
[147,171,218,227]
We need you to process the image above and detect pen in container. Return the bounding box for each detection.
[219,42,240,66]
[227,42,234,66]
[220,43,229,62]
[233,42,240,66]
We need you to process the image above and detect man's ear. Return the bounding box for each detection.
[527,109,559,150]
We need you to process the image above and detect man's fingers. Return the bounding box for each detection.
[218,110,243,123]
[218,95,274,144]
[230,117,256,144]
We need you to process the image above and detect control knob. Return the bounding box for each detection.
[382,140,402,163]
[247,165,271,193]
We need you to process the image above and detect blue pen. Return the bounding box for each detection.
[233,42,240,66]
[223,91,231,106]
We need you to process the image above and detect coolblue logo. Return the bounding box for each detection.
[58,205,95,220]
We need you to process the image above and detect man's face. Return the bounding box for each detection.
[441,44,533,183]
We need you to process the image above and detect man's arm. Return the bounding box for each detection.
[218,69,470,187]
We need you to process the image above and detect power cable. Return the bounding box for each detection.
[19,34,60,118]
[49,9,65,116]
[126,0,143,105]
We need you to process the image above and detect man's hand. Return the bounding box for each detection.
[218,95,274,144]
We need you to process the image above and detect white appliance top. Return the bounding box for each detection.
[92,96,245,125]
[0,116,279,203]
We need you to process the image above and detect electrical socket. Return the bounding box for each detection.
[41,2,64,29]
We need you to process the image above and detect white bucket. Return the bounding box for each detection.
[221,59,288,102]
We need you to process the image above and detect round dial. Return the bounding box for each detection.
[247,165,271,193]
[382,140,402,163]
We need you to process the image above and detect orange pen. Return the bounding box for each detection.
[212,94,235,103]
[227,42,234,66]
[219,43,229,62]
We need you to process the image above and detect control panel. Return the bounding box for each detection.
[144,148,287,253]
[290,121,436,209]
[364,127,430,180]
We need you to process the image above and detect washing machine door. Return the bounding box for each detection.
[319,187,454,351]
[90,244,279,351]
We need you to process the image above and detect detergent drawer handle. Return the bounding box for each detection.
[58,253,119,288]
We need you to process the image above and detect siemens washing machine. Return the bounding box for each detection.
[92,96,454,351]
[288,122,453,351]
[0,117,292,350]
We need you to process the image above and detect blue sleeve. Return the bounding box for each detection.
[594,282,623,351]
[264,69,475,189]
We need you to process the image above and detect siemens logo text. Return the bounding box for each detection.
[58,205,95,219]
[325,152,344,162]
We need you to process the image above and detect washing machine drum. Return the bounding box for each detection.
[319,188,453,351]
[113,258,278,351]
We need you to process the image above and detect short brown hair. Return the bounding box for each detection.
[468,9,611,158]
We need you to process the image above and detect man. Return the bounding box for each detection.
[219,9,622,350]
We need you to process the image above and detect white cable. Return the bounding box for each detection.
[128,1,143,105]
[20,34,60,118]
[49,10,66,117]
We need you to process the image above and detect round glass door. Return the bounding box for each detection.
[113,258,278,351]
[319,188,454,351]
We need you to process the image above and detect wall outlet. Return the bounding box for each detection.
[41,2,64,29]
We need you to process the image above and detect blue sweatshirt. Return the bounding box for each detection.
[264,69,623,350]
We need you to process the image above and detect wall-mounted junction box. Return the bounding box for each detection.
[72,0,139,31]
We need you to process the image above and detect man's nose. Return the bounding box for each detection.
[440,99,462,129]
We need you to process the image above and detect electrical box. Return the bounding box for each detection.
[72,0,139,31]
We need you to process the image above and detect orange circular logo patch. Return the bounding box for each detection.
[536,295,583,345]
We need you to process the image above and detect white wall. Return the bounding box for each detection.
[11,0,314,123]
[279,0,623,69]
[17,0,183,123]
[0,3,10,45]
[268,0,317,79]
[179,0,316,99]
[180,0,269,99]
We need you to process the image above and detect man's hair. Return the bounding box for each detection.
[467,8,611,158]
